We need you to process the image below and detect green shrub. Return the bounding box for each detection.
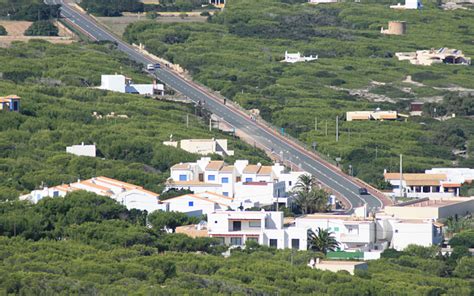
[0,25,7,36]
[24,21,58,36]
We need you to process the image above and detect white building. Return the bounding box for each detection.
[384,169,466,198]
[66,142,96,157]
[309,0,338,3]
[390,0,422,9]
[282,51,318,64]
[19,176,164,212]
[346,110,399,121]
[99,74,164,96]
[395,48,471,66]
[160,192,235,217]
[166,157,307,208]
[163,138,235,157]
[208,211,308,250]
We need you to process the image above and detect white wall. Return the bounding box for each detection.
[66,144,96,157]
[100,75,126,93]
[166,195,217,216]
[115,190,164,212]
[389,220,440,251]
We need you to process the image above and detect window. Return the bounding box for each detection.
[188,201,194,207]
[179,174,187,181]
[236,176,242,182]
[334,227,339,232]
[395,229,399,233]
[245,177,253,182]
[223,192,229,197]
[208,175,215,181]
[232,221,242,231]
[269,239,278,248]
[53,191,59,197]
[230,237,242,246]
[221,177,229,183]
[291,239,300,250]
[289,181,292,186]
[249,221,261,228]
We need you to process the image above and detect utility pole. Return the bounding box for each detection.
[325,121,328,136]
[399,154,403,198]
[315,117,318,131]
[336,116,339,142]
[209,118,212,131]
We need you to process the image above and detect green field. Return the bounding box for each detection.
[123,0,474,187]
[0,40,269,200]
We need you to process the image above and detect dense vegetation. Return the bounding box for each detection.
[0,40,269,200]
[80,0,145,16]
[0,25,6,35]
[123,0,474,187]
[24,20,58,36]
[0,0,60,21]
[0,193,472,294]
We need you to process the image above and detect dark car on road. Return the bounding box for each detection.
[358,187,368,195]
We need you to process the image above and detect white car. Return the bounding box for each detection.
[146,64,155,71]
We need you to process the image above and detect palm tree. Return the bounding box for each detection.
[294,188,329,214]
[293,174,316,193]
[307,227,339,254]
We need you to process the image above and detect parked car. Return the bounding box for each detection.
[358,187,368,195]
[155,63,161,69]
[147,64,155,71]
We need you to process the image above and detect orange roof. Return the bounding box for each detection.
[171,163,192,170]
[379,114,398,119]
[219,165,235,173]
[243,165,261,174]
[202,191,234,200]
[405,180,441,186]
[351,115,370,120]
[384,173,446,181]
[441,183,461,188]
[257,166,273,175]
[206,161,224,171]
[162,193,230,207]
[95,176,159,196]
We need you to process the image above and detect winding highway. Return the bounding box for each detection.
[48,0,389,212]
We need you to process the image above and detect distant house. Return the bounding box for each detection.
[208,210,308,250]
[383,197,474,220]
[99,74,164,96]
[66,142,96,157]
[308,259,368,275]
[410,101,424,116]
[390,0,422,9]
[282,51,318,63]
[163,138,235,157]
[308,0,338,3]
[209,0,225,7]
[0,95,20,112]
[395,48,471,66]
[346,110,399,121]
[160,192,235,216]
[383,167,474,198]
[19,176,164,212]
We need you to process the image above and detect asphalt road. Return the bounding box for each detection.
[49,0,385,212]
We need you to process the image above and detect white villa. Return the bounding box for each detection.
[19,176,163,212]
[282,51,318,63]
[208,211,308,250]
[390,0,422,9]
[203,203,451,254]
[99,74,164,96]
[166,157,307,208]
[66,142,96,157]
[384,168,474,198]
[160,192,236,217]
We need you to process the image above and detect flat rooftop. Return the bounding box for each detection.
[299,214,373,222]
[394,198,467,208]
